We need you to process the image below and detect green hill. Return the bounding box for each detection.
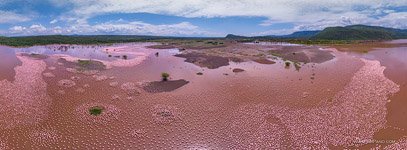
[225,34,248,39]
[312,25,407,40]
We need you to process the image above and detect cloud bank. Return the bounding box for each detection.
[1,0,406,36]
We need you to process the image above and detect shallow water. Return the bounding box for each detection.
[245,41,302,46]
[0,46,21,81]
[340,40,407,149]
[0,41,405,149]
[13,44,143,61]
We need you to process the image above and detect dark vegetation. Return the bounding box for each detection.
[226,25,407,43]
[143,79,189,93]
[0,35,205,47]
[232,68,245,73]
[21,53,49,59]
[312,25,407,40]
[161,72,170,81]
[89,106,104,116]
[77,59,106,70]
[175,52,234,69]
[0,25,406,47]
[285,61,291,67]
[58,58,106,70]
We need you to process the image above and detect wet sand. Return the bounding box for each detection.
[0,41,405,149]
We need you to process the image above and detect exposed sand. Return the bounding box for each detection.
[0,54,51,129]
[269,46,335,63]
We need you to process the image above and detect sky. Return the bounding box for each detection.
[0,0,406,37]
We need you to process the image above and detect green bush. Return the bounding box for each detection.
[89,106,104,116]
[161,72,170,81]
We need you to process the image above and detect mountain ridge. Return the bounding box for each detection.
[225,25,407,40]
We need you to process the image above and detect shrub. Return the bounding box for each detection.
[78,59,91,66]
[285,61,291,67]
[161,72,170,81]
[89,106,104,116]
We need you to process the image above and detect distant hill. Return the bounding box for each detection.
[225,34,249,39]
[312,25,407,40]
[277,31,321,39]
[223,25,407,41]
[1,25,407,47]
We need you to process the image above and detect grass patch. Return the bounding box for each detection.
[89,106,104,116]
[75,59,106,70]
[269,51,282,57]
[78,59,92,67]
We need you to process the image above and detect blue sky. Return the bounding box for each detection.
[0,0,406,37]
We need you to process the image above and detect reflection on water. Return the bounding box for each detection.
[0,46,21,81]
[13,44,136,61]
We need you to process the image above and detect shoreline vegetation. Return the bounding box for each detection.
[0,25,405,47]
[0,35,397,47]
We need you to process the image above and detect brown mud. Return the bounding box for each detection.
[175,52,235,69]
[142,79,190,93]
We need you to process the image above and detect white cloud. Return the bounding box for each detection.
[7,21,213,36]
[9,24,47,35]
[290,12,407,31]
[29,24,47,32]
[0,10,31,23]
[3,0,407,36]
[54,0,406,23]
[73,20,210,36]
[9,26,26,33]
[45,0,407,36]
[370,12,407,29]
[50,19,58,24]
